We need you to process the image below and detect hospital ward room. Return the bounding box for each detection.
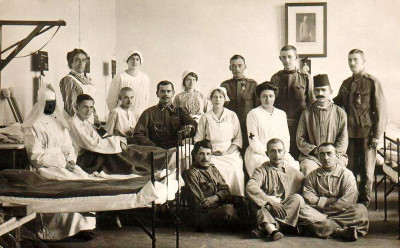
[0,0,400,247]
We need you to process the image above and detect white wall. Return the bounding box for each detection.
[115,0,400,124]
[1,0,400,125]
[0,0,116,123]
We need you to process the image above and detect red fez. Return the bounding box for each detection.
[313,74,330,87]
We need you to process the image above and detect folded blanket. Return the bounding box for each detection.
[0,169,152,198]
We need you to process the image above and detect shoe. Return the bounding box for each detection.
[332,227,358,242]
[72,230,95,241]
[270,230,284,241]
[250,227,266,239]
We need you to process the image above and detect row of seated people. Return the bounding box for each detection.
[185,139,368,242]
[61,46,387,212]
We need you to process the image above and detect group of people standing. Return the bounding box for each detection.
[21,44,387,243]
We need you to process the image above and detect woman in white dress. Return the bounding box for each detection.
[173,70,210,122]
[107,50,151,119]
[59,48,99,124]
[244,82,299,177]
[194,87,245,196]
[23,83,96,241]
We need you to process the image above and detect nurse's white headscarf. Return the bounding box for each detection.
[208,87,230,102]
[23,83,69,129]
[124,50,143,64]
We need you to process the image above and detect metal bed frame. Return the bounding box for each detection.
[374,132,400,238]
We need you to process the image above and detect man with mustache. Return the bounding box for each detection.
[302,143,369,241]
[133,80,197,149]
[333,49,387,206]
[270,45,315,160]
[221,54,258,155]
[296,74,348,176]
[184,139,239,230]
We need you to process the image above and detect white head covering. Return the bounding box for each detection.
[124,50,143,64]
[182,70,197,81]
[22,83,69,129]
[208,86,230,102]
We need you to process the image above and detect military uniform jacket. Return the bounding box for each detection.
[270,69,315,121]
[184,163,231,210]
[221,78,258,126]
[333,71,387,138]
[133,103,198,149]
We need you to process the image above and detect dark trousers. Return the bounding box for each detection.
[347,138,377,205]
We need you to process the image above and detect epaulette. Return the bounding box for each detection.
[363,73,377,82]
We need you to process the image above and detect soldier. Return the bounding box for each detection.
[221,54,258,154]
[334,49,387,206]
[270,45,315,160]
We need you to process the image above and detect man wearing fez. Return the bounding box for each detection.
[297,74,348,175]
[184,139,239,230]
[270,45,315,159]
[133,80,197,149]
[221,54,258,153]
[334,49,387,206]
[303,143,369,241]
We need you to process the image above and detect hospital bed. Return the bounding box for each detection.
[374,132,400,238]
[0,143,185,248]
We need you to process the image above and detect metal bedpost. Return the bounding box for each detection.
[176,136,180,248]
[383,136,388,222]
[397,138,400,239]
[151,152,156,248]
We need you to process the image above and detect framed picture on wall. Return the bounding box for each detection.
[285,2,327,57]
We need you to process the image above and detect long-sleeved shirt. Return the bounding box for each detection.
[297,101,348,157]
[184,163,231,210]
[105,106,137,137]
[68,115,121,155]
[246,106,290,155]
[303,165,358,215]
[246,161,304,208]
[333,71,387,138]
[270,69,315,121]
[133,103,197,149]
[23,115,76,168]
[106,70,150,119]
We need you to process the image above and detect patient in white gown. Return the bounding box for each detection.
[22,83,96,241]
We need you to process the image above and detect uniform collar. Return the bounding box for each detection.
[352,70,366,81]
[282,67,297,74]
[157,103,176,113]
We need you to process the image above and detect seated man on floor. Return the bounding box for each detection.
[105,87,137,144]
[184,139,239,230]
[68,94,135,174]
[246,138,326,242]
[303,142,369,241]
[297,74,348,176]
[133,80,197,149]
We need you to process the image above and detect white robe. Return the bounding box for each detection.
[23,115,96,241]
[244,106,299,177]
[105,106,137,137]
[68,115,122,156]
[194,108,245,196]
[106,70,150,119]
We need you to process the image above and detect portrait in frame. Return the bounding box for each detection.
[285,2,327,57]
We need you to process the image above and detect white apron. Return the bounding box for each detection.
[63,74,97,124]
[205,115,245,196]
